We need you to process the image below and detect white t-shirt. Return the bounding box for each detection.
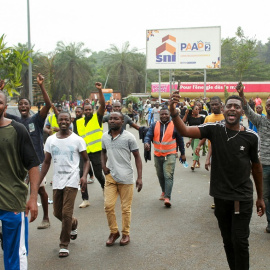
[44,132,86,189]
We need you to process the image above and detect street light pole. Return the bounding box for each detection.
[27,0,33,104]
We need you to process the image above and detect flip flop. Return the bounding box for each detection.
[59,249,69,258]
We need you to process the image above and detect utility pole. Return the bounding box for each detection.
[27,0,33,104]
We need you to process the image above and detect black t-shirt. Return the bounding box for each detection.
[186,115,205,126]
[199,122,260,201]
[6,112,45,163]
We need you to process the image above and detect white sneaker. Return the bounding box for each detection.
[79,200,90,208]
[87,177,95,184]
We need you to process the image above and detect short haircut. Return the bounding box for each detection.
[56,104,62,108]
[225,95,244,108]
[75,106,83,110]
[160,107,169,112]
[0,90,7,104]
[83,103,92,110]
[110,111,124,119]
[57,110,71,120]
[18,97,31,106]
[210,96,221,103]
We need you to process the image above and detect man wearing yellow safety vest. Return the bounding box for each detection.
[44,104,62,135]
[76,82,106,208]
[144,108,186,208]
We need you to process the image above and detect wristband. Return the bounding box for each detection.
[171,112,179,118]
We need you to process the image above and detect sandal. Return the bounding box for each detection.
[70,229,77,240]
[59,248,69,258]
[70,218,78,240]
[191,166,194,171]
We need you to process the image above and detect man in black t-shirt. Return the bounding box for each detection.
[169,92,265,270]
[5,74,52,230]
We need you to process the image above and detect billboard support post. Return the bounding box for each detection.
[204,69,207,98]
[158,69,161,103]
[169,70,172,96]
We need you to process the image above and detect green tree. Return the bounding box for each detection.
[54,41,92,101]
[232,27,257,80]
[104,41,143,96]
[0,35,31,97]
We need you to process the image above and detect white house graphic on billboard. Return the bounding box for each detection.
[156,35,176,63]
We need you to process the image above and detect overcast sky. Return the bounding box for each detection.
[2,0,270,55]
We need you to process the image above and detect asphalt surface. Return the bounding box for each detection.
[1,122,270,270]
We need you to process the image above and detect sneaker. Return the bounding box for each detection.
[79,200,90,208]
[211,204,215,209]
[87,177,95,184]
[37,220,50,229]
[159,192,165,200]
[266,226,270,233]
[164,198,171,208]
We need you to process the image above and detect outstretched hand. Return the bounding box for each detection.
[37,73,44,86]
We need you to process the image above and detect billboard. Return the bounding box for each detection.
[151,82,270,93]
[146,27,221,70]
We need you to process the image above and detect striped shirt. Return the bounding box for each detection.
[244,103,270,165]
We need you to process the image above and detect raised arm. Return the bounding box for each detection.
[37,73,51,119]
[169,91,201,138]
[96,82,105,118]
[236,82,261,126]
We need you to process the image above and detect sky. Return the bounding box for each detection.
[2,0,270,55]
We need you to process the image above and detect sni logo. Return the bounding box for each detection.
[156,35,176,63]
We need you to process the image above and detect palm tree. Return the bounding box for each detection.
[104,41,143,96]
[54,41,92,101]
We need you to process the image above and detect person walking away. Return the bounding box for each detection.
[144,108,186,207]
[0,86,40,269]
[170,90,265,270]
[39,111,90,257]
[5,73,52,229]
[237,84,270,233]
[101,112,142,246]
[76,82,106,208]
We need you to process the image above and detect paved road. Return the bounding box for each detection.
[1,123,269,270]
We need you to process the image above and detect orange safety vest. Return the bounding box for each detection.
[153,121,177,157]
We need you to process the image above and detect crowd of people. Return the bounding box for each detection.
[0,75,270,270]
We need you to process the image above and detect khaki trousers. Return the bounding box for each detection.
[104,174,134,235]
[53,187,78,249]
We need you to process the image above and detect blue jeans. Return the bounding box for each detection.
[214,198,253,270]
[262,165,270,226]
[154,154,176,200]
